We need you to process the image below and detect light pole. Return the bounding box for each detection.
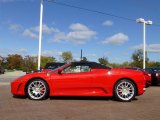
[136,18,152,69]
[81,49,83,61]
[38,0,43,70]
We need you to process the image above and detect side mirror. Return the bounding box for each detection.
[58,68,62,74]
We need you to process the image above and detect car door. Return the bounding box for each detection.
[51,65,94,96]
[90,68,110,96]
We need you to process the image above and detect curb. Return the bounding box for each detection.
[0,82,10,86]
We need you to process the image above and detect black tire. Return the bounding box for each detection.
[26,79,49,100]
[114,79,136,102]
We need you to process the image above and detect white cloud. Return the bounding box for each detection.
[131,44,160,53]
[31,24,59,34]
[102,33,129,45]
[22,29,38,39]
[22,24,59,39]
[0,48,27,57]
[53,32,66,43]
[8,23,96,44]
[9,24,23,32]
[148,44,160,53]
[53,23,97,44]
[42,50,62,57]
[69,23,89,31]
[103,20,113,26]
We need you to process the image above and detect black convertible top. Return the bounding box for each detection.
[71,62,110,69]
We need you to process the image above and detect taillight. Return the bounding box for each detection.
[156,73,160,77]
[144,72,151,76]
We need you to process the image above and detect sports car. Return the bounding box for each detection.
[11,62,146,102]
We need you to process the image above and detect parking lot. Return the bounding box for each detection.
[0,72,160,120]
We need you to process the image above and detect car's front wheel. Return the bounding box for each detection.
[114,79,136,102]
[26,79,49,100]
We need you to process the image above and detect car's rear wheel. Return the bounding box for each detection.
[114,79,136,102]
[26,79,49,100]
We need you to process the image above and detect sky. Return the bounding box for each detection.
[0,0,160,63]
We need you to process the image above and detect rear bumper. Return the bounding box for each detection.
[146,81,151,87]
[137,81,146,96]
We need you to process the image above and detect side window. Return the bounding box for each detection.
[62,65,90,73]
[62,66,80,73]
[80,66,90,72]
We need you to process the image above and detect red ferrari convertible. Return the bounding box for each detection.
[11,62,146,102]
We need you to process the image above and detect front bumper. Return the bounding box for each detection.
[11,80,26,96]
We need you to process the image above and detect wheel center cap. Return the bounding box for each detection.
[35,87,40,92]
[122,88,128,95]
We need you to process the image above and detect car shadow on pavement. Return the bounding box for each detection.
[12,95,27,99]
[50,96,114,101]
[50,96,139,102]
[12,95,139,102]
[150,85,160,87]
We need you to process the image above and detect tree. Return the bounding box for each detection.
[22,56,37,72]
[22,56,56,72]
[61,51,73,62]
[6,54,23,70]
[81,57,88,62]
[121,61,130,67]
[109,63,121,68]
[0,56,4,66]
[131,49,149,68]
[98,56,109,65]
[40,56,56,68]
[147,61,160,68]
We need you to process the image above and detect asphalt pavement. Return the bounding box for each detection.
[0,72,160,120]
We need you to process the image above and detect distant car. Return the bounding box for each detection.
[121,67,151,87]
[145,67,160,85]
[0,66,5,74]
[42,62,65,72]
[11,62,146,102]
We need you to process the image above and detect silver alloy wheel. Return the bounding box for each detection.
[28,80,46,100]
[116,81,135,101]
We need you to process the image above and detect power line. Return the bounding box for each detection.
[44,0,135,21]
[44,0,160,27]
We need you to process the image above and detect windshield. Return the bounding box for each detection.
[52,63,71,72]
